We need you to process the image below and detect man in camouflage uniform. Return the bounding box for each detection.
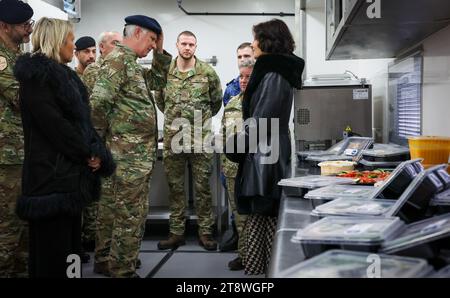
[74,36,96,78]
[0,0,34,278]
[221,60,254,271]
[156,31,222,251]
[83,31,122,96]
[81,31,122,252]
[90,15,171,278]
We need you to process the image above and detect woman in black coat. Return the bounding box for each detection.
[226,19,304,275]
[14,18,115,278]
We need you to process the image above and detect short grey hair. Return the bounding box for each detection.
[238,59,255,69]
[98,31,120,44]
[123,25,148,38]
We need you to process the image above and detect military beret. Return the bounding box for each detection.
[125,15,162,35]
[0,0,34,24]
[75,36,96,51]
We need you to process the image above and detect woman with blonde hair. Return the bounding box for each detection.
[14,17,115,278]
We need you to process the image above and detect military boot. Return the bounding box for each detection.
[199,234,217,251]
[228,257,244,271]
[157,233,186,250]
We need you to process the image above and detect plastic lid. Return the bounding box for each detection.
[278,175,355,189]
[292,217,404,246]
[313,198,396,217]
[386,164,447,218]
[278,250,431,278]
[382,213,450,254]
[431,189,450,206]
[359,159,403,167]
[306,154,353,162]
[432,265,450,278]
[368,159,424,200]
[362,143,410,158]
[304,185,377,201]
[435,168,450,189]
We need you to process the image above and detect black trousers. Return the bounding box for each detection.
[28,214,82,278]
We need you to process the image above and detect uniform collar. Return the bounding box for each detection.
[170,55,200,79]
[0,36,21,61]
[116,43,138,60]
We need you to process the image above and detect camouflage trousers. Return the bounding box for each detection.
[0,165,28,278]
[164,152,214,236]
[225,176,247,260]
[95,162,152,278]
[82,201,98,244]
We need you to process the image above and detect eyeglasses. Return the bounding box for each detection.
[17,20,35,30]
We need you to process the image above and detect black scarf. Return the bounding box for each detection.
[243,53,304,118]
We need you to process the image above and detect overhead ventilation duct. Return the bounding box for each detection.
[177,0,294,17]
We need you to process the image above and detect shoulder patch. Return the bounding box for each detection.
[0,56,7,71]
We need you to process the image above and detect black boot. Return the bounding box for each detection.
[220,219,239,252]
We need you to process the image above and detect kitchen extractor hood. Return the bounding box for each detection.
[326,0,450,60]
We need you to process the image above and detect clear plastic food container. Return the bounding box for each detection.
[359,159,403,171]
[369,159,424,200]
[278,250,431,278]
[292,217,404,258]
[431,189,450,206]
[381,214,450,260]
[385,164,446,223]
[362,143,411,162]
[305,185,376,200]
[431,265,450,278]
[278,175,356,197]
[312,198,396,218]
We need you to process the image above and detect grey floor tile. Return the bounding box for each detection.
[140,239,161,251]
[82,252,168,278]
[153,252,264,278]
[137,252,167,277]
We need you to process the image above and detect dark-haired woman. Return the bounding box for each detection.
[226,19,304,275]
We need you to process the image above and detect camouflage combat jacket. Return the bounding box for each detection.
[221,93,243,178]
[90,43,171,165]
[155,57,222,152]
[82,56,104,96]
[0,38,23,165]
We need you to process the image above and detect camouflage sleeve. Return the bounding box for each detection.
[208,68,223,116]
[143,50,172,91]
[154,89,165,112]
[89,59,124,138]
[0,64,20,111]
[82,65,97,96]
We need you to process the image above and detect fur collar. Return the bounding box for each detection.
[14,53,90,123]
[244,53,304,102]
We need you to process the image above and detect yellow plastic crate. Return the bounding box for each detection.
[408,136,450,173]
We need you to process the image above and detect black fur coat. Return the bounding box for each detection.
[14,53,116,221]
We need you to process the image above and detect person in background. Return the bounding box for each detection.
[14,17,115,278]
[222,42,254,107]
[0,0,34,278]
[219,42,255,253]
[82,31,122,96]
[90,15,172,278]
[156,31,222,252]
[74,36,96,77]
[221,59,255,271]
[225,19,305,276]
[80,31,122,254]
